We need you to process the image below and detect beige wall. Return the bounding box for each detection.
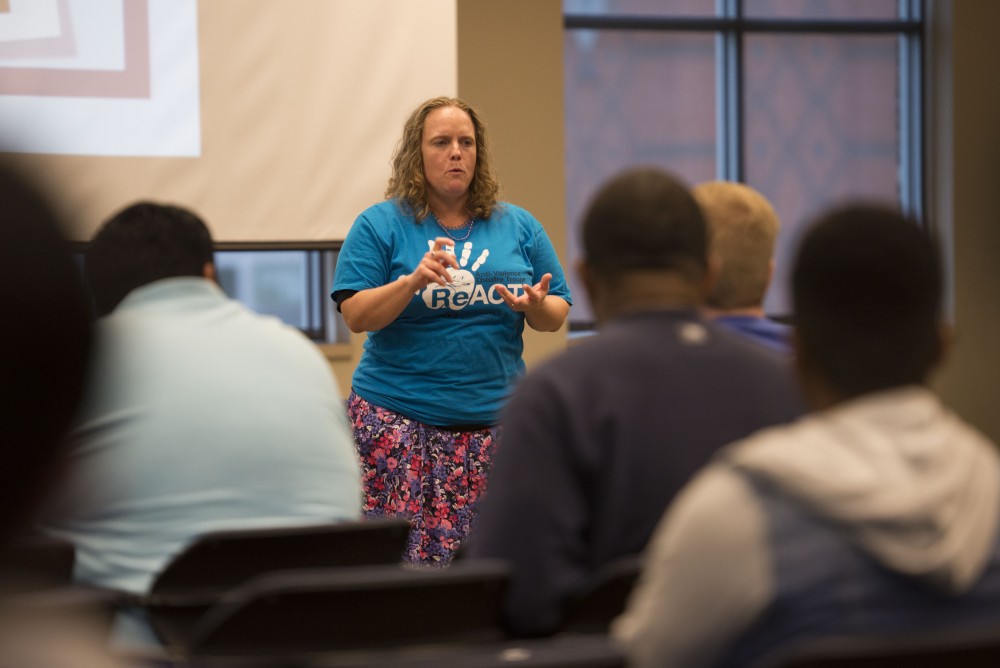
[456,0,570,368]
[929,1,1000,442]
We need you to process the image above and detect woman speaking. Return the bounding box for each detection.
[332,96,571,565]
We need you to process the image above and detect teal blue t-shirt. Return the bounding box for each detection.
[332,199,571,426]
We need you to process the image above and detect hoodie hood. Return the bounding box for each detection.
[724,385,1000,594]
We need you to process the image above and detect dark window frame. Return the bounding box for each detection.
[563,0,927,331]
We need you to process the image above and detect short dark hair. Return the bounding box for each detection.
[87,202,214,316]
[582,167,707,282]
[792,203,942,398]
[0,160,92,541]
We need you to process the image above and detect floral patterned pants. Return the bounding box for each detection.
[347,391,498,566]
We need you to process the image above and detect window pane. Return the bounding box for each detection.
[216,251,310,328]
[744,0,901,20]
[744,33,901,316]
[564,0,715,18]
[564,29,716,324]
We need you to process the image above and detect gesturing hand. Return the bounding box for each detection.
[495,273,552,313]
[413,236,461,289]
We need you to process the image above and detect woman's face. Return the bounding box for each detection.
[421,106,477,209]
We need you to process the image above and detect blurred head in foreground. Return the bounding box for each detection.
[0,159,92,542]
[792,203,944,407]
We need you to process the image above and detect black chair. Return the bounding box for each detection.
[308,634,627,668]
[184,559,512,659]
[751,624,1000,668]
[559,554,643,635]
[142,519,411,648]
[0,534,76,592]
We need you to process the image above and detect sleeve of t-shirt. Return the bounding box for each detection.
[611,465,774,668]
[331,212,392,298]
[526,216,572,305]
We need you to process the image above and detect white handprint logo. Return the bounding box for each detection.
[422,240,490,310]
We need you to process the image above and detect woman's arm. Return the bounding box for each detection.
[340,236,460,333]
[526,295,570,332]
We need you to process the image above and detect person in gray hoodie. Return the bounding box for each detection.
[612,203,1000,668]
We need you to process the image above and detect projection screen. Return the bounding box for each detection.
[0,0,458,242]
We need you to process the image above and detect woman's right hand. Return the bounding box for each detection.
[340,237,462,334]
[411,236,461,289]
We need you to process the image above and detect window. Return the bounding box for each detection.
[563,0,924,327]
[213,244,346,344]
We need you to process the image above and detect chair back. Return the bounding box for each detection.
[145,519,410,647]
[151,519,411,596]
[752,624,1000,668]
[307,634,627,667]
[186,560,512,658]
[559,554,643,635]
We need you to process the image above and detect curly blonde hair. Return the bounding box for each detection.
[385,96,501,221]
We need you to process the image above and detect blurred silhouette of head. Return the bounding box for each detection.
[692,180,780,311]
[792,203,943,403]
[86,202,215,317]
[583,167,707,283]
[580,167,708,321]
[0,159,92,542]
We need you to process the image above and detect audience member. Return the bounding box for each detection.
[692,180,791,353]
[0,159,127,667]
[0,161,92,547]
[613,204,1000,668]
[39,202,362,601]
[465,167,804,637]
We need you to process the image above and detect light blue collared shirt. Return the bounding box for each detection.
[41,278,361,595]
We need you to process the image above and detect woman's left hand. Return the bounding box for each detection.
[495,273,552,313]
[495,274,569,332]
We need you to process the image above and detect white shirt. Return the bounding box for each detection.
[42,278,362,594]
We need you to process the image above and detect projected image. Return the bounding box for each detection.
[0,0,200,156]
